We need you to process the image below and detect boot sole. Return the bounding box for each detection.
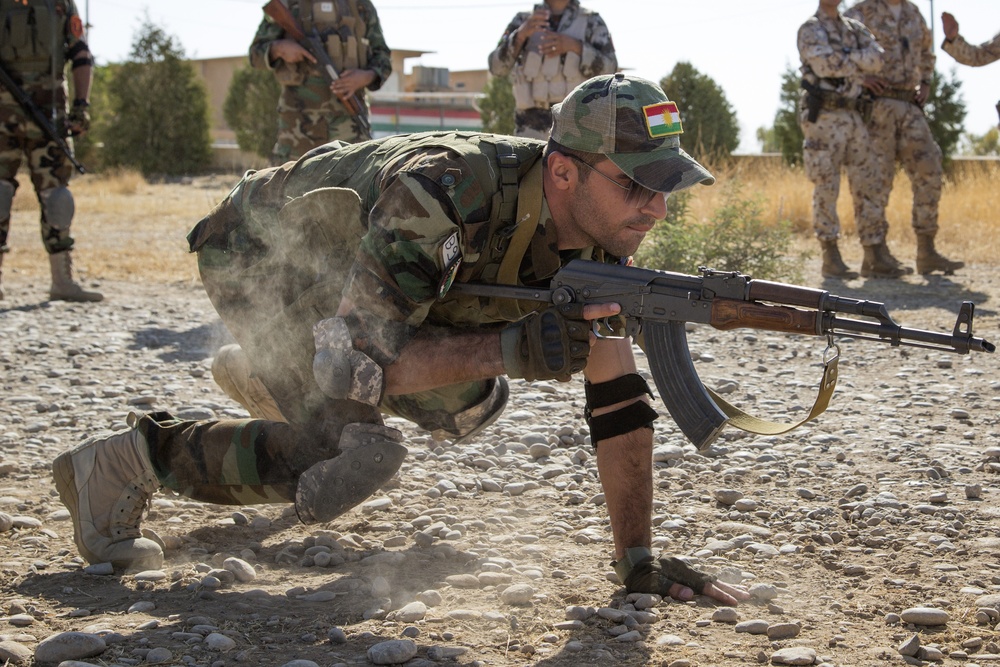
[52,451,99,565]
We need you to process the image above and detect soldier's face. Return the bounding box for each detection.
[567,159,668,257]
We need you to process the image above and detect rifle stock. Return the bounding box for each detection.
[448,259,995,449]
[0,60,86,174]
[261,0,373,140]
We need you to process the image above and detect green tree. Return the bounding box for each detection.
[99,19,212,176]
[223,66,280,159]
[965,126,1000,156]
[660,62,740,161]
[771,66,804,166]
[924,67,966,168]
[478,75,515,135]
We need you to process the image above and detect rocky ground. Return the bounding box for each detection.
[1,258,999,667]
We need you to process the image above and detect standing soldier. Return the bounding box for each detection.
[0,0,102,302]
[250,0,392,165]
[845,0,964,276]
[798,0,893,279]
[941,12,1000,127]
[488,0,617,139]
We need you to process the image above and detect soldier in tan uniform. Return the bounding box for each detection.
[845,0,964,275]
[0,0,102,301]
[51,73,751,608]
[250,0,392,164]
[798,0,896,279]
[941,12,1000,127]
[488,0,617,139]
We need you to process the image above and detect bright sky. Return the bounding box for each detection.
[82,0,1000,153]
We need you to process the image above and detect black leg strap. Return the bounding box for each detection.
[587,400,658,445]
[585,373,654,410]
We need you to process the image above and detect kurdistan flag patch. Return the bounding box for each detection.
[643,102,683,138]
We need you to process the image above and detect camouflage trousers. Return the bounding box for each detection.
[271,81,368,165]
[146,195,494,506]
[801,108,887,245]
[867,98,943,235]
[515,107,555,140]
[0,92,75,253]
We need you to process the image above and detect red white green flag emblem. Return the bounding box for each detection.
[643,102,683,138]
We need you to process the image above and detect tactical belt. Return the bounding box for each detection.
[878,88,917,103]
[818,95,864,112]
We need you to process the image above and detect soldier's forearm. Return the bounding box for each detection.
[383,329,505,395]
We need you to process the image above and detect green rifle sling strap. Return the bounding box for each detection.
[494,156,545,321]
[706,348,839,437]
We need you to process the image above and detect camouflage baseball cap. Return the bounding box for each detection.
[550,73,715,193]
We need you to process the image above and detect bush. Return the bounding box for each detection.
[98,19,212,176]
[224,66,280,159]
[635,183,804,283]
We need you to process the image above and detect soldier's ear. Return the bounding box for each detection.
[546,151,578,191]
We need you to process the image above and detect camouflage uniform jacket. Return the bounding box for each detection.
[798,10,884,98]
[0,0,85,103]
[943,30,1000,68]
[249,0,392,102]
[188,132,620,368]
[845,0,934,88]
[488,1,617,92]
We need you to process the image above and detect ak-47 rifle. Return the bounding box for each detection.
[0,59,86,174]
[449,260,995,450]
[262,0,373,141]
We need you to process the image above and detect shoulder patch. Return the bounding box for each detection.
[68,16,84,39]
[438,231,462,297]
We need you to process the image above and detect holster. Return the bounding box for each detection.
[805,93,821,124]
[858,94,874,123]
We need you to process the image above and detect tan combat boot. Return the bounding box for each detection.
[52,413,164,569]
[861,242,909,279]
[211,344,286,422]
[916,233,964,275]
[820,240,859,279]
[49,250,103,302]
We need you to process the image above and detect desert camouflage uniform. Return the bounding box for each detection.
[943,29,1000,67]
[488,0,616,138]
[798,10,887,245]
[146,132,616,505]
[0,0,84,256]
[845,0,941,236]
[250,0,391,165]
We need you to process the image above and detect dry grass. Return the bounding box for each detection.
[3,160,997,285]
[693,157,1000,268]
[5,169,239,284]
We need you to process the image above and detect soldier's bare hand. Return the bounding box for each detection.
[270,39,316,64]
[330,69,374,100]
[862,75,888,95]
[941,12,959,41]
[539,33,581,57]
[514,7,550,49]
[915,83,930,106]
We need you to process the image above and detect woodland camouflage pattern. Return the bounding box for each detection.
[845,0,942,235]
[550,74,715,194]
[0,0,84,254]
[249,0,391,164]
[798,10,887,244]
[167,132,612,505]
